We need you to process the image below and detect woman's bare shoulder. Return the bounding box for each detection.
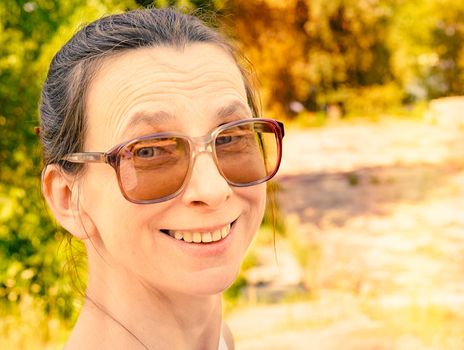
[64,310,104,350]
[64,309,141,350]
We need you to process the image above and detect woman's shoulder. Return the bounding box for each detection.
[64,308,145,350]
[64,312,106,350]
[65,325,145,350]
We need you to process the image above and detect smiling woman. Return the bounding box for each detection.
[37,7,284,350]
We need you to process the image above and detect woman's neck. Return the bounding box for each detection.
[67,254,223,350]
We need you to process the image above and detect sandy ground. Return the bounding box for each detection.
[226,119,464,350]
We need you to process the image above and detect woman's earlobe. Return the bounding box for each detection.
[42,165,94,240]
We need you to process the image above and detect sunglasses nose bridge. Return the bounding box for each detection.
[190,134,215,157]
[188,135,221,178]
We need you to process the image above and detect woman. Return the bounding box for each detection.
[39,8,284,350]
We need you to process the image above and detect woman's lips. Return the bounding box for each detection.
[160,220,236,244]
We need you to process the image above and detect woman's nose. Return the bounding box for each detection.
[181,152,232,209]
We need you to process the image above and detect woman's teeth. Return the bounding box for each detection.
[166,223,231,243]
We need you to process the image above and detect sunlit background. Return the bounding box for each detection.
[1,0,464,349]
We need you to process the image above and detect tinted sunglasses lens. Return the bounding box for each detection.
[215,121,280,185]
[118,137,190,202]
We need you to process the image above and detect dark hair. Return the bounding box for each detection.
[38,7,259,172]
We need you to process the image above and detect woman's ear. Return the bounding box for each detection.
[42,165,96,240]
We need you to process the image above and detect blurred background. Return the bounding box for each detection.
[1,0,464,349]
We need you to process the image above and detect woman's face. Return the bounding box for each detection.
[77,44,266,296]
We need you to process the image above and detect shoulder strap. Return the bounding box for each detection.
[218,333,229,350]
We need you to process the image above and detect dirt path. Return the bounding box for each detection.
[226,119,464,350]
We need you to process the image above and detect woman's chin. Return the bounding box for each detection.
[184,268,240,296]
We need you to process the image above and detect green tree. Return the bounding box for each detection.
[389,0,464,99]
[221,0,398,117]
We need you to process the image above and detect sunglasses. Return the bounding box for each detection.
[62,118,284,204]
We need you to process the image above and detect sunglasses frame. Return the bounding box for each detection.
[62,118,284,204]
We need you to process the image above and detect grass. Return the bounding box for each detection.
[363,300,464,349]
[226,289,464,350]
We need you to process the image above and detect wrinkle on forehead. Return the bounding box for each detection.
[85,44,248,149]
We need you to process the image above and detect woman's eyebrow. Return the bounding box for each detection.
[121,101,251,136]
[121,110,175,136]
[215,101,252,119]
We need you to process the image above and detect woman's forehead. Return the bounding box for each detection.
[85,44,249,148]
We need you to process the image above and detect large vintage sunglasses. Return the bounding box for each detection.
[62,118,284,204]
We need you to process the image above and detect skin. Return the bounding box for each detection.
[43,43,266,349]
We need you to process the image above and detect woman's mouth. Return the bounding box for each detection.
[160,221,235,244]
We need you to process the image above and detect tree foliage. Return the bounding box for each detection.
[220,0,464,117]
[389,0,464,99]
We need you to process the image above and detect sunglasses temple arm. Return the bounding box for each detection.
[62,152,107,164]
